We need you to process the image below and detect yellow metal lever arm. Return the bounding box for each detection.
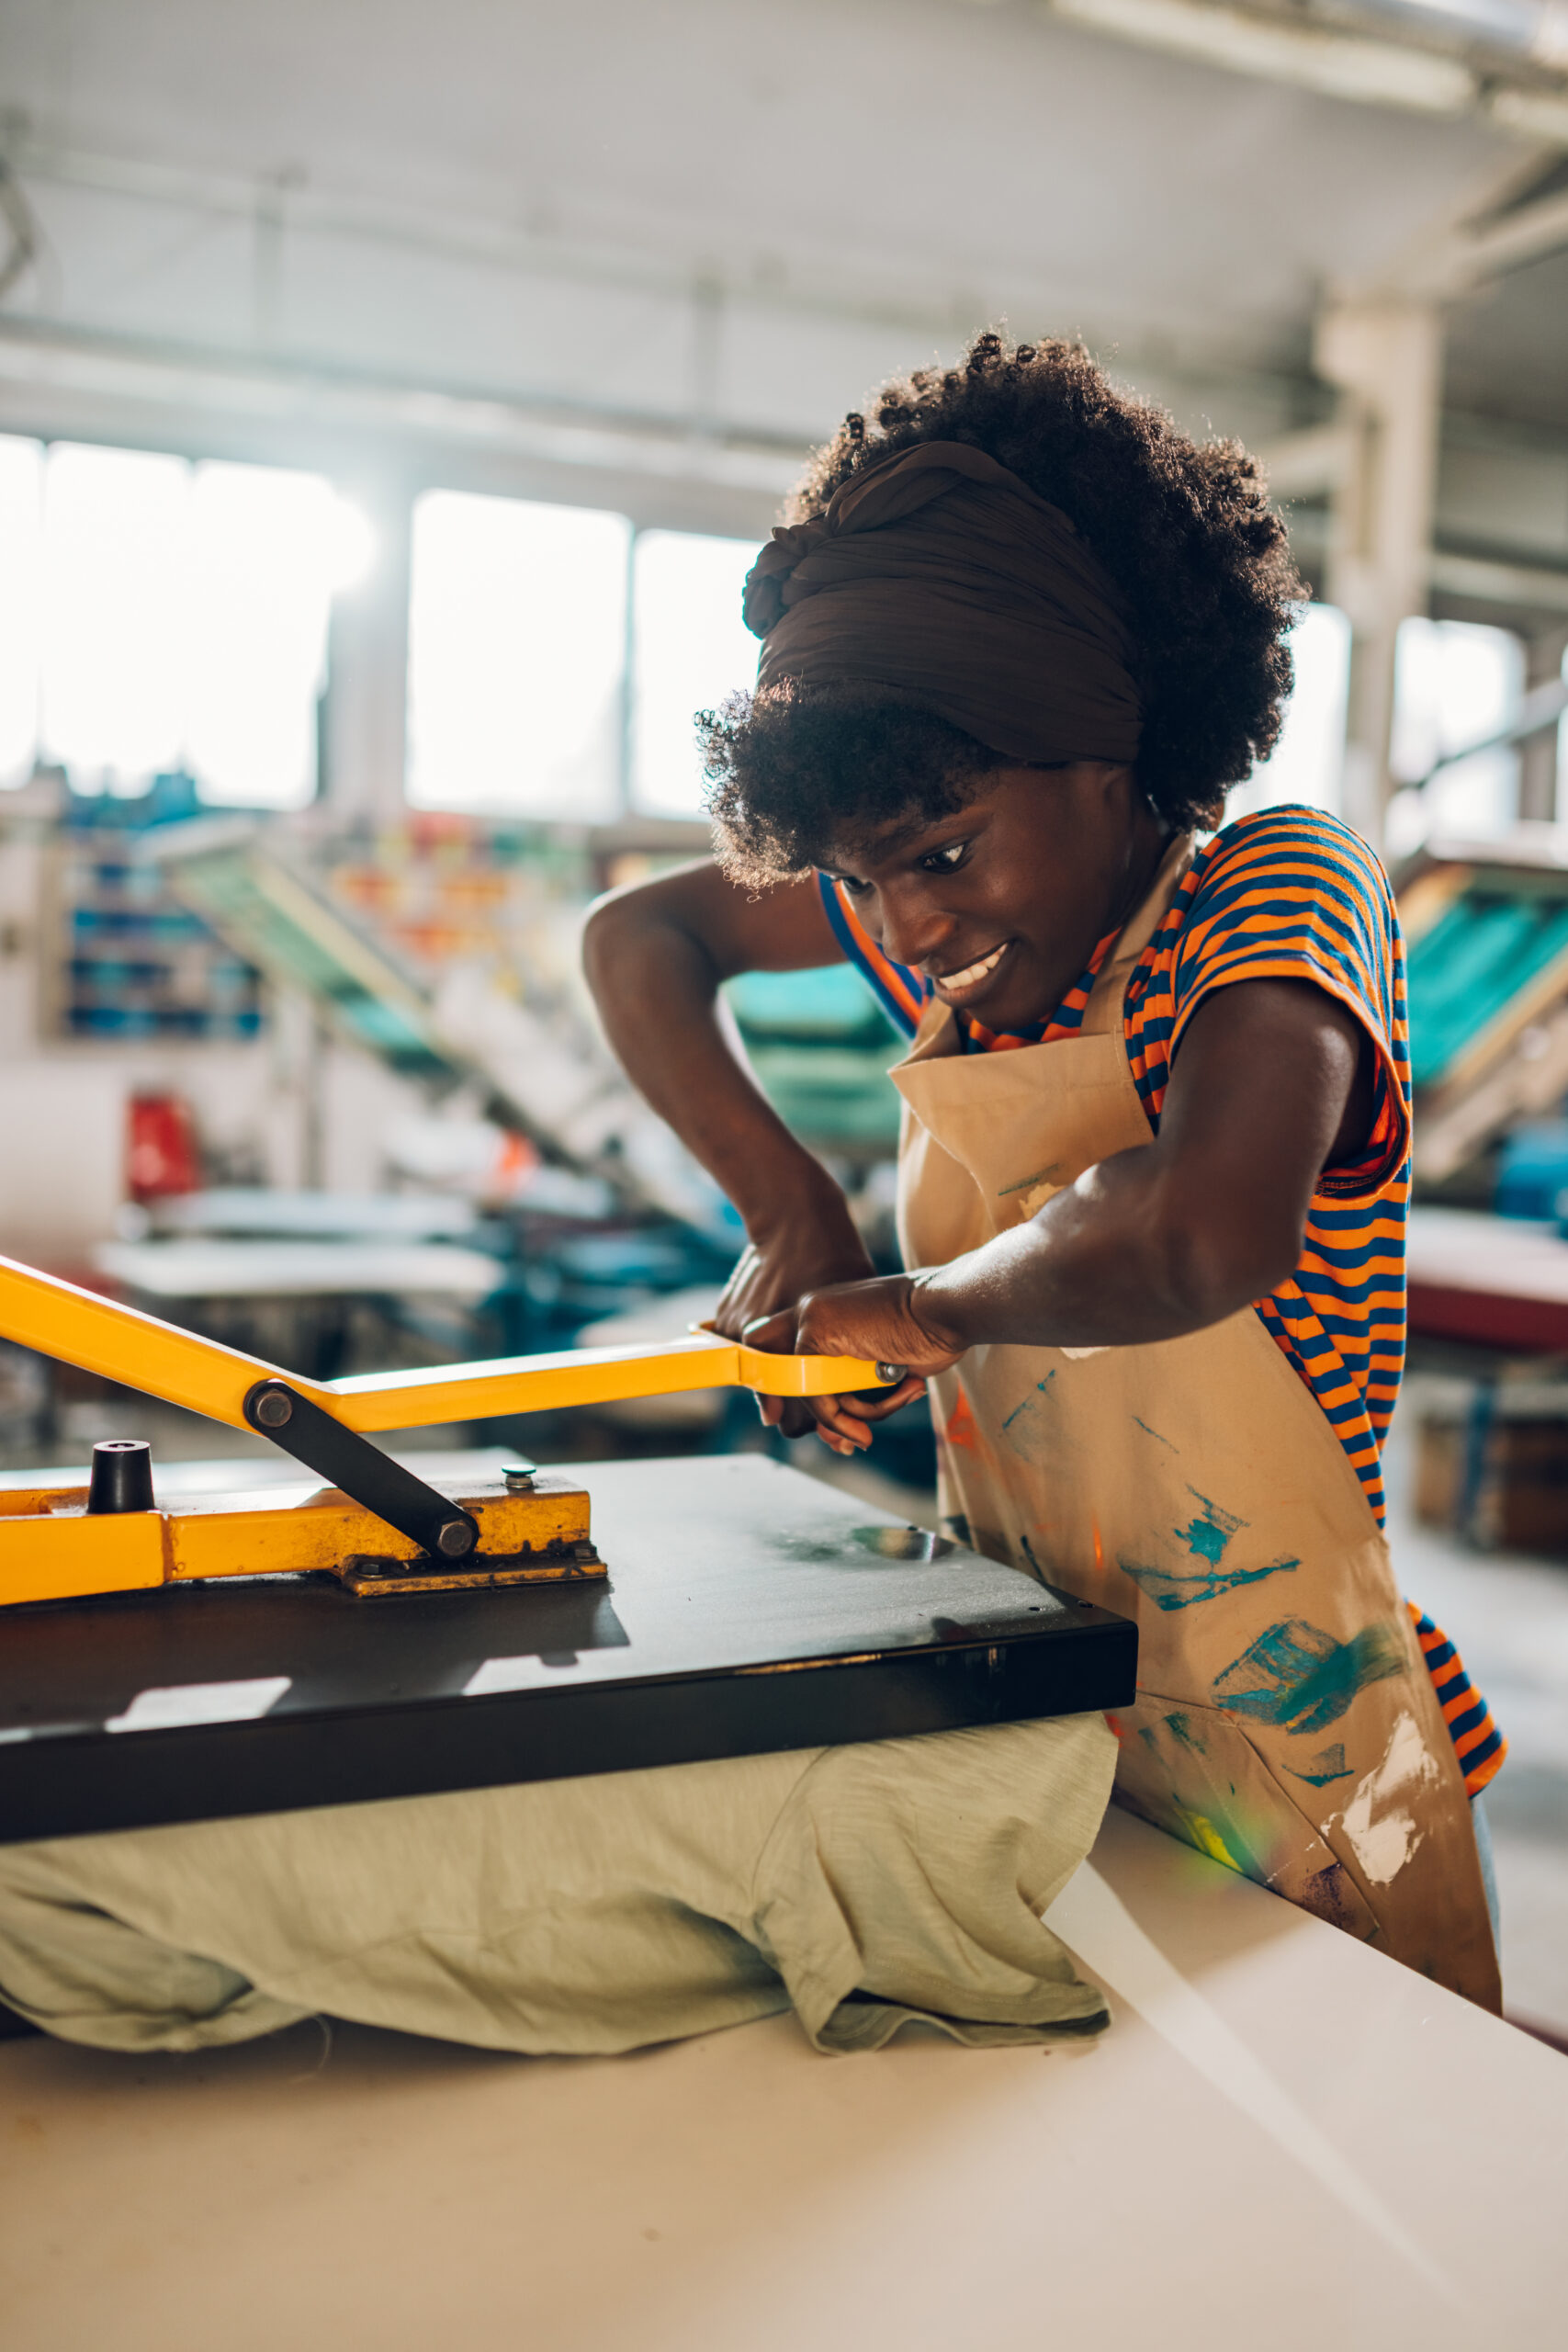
[0,1253,893,1438]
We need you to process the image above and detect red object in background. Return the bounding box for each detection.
[127,1091,202,1201]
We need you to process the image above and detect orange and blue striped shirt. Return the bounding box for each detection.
[820,804,1505,1795]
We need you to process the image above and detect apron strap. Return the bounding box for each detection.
[1082,833,1194,1036]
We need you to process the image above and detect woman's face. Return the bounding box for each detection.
[821,762,1168,1035]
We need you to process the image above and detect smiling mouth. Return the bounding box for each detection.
[932,941,1010,997]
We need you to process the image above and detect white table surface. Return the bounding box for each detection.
[1406,1204,1568,1302]
[92,1237,502,1300]
[2,1804,1562,2351]
[141,1190,481,1242]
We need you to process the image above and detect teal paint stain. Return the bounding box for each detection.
[1004,1374,1056,1430]
[1117,1555,1299,1611]
[1180,1516,1230,1566]
[1176,1488,1245,1566]
[1213,1619,1405,1737]
[1163,1711,1208,1756]
[1133,1417,1179,1454]
[999,1377,1059,1464]
[1284,1743,1354,1789]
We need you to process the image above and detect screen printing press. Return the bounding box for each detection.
[0,1251,1134,1840]
[2,1257,1565,2348]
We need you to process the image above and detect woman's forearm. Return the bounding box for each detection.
[582,898,843,1238]
[915,983,1348,1353]
[916,1141,1288,1352]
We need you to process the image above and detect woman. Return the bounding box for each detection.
[585,333,1504,2010]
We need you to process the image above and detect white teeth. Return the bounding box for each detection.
[941,944,1007,989]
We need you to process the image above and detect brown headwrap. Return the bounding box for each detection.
[743,441,1142,765]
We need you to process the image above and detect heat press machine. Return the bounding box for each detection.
[0,1253,1135,1846]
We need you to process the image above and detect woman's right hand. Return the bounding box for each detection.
[712,1196,878,1438]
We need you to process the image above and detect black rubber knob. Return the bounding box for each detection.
[86,1440,155,1515]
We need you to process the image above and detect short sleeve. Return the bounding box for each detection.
[1168,808,1410,1198]
[817,872,929,1038]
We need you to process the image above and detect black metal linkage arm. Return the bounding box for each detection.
[243,1380,479,1562]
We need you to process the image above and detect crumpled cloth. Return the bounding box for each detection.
[0,1714,1114,2057]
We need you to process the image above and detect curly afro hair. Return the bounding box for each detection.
[701,332,1302,882]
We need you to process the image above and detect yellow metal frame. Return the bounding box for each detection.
[0,1251,895,1611]
[0,1252,890,1434]
[0,1474,595,1608]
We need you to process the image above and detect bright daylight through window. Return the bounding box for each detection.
[405,490,631,820]
[1391,616,1527,842]
[0,436,370,808]
[1229,602,1353,822]
[631,530,759,817]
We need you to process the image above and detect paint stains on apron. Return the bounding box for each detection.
[891,839,1500,2010]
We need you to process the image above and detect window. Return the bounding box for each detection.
[1391,617,1523,840]
[0,437,44,788]
[405,491,631,820]
[1229,603,1351,823]
[630,530,758,817]
[186,461,370,808]
[0,435,368,808]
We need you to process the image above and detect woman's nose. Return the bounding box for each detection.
[875,888,955,973]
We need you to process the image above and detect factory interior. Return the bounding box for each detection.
[2,0,1568,2341]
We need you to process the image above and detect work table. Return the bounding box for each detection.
[3,1803,1562,2349]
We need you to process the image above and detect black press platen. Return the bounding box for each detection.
[241,1379,480,1563]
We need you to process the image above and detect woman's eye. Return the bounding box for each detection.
[922,841,969,874]
[839,874,873,897]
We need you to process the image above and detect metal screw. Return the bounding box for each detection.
[875,1363,908,1385]
[254,1389,293,1429]
[435,1518,476,1558]
[502,1464,536,1492]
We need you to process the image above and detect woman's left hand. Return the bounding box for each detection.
[743,1274,966,1455]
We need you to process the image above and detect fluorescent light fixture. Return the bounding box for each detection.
[1045,0,1477,111]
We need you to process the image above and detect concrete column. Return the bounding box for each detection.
[322,473,414,821]
[1519,624,1568,824]
[1314,297,1444,849]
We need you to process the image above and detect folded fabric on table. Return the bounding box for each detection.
[0,1713,1114,2057]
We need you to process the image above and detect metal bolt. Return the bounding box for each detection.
[254,1389,293,1429]
[875,1363,908,1385]
[502,1464,536,1492]
[435,1518,476,1558]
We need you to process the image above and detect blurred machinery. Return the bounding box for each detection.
[1403,831,1568,1188]
[725,966,903,1159]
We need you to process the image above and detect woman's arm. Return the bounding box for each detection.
[748,977,1376,1451]
[581,862,878,1346]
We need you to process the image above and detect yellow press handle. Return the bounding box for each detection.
[0,1253,897,1438]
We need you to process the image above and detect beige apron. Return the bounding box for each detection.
[893,839,1501,2011]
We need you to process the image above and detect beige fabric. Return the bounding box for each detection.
[0,1714,1116,2057]
[892,838,1502,2012]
